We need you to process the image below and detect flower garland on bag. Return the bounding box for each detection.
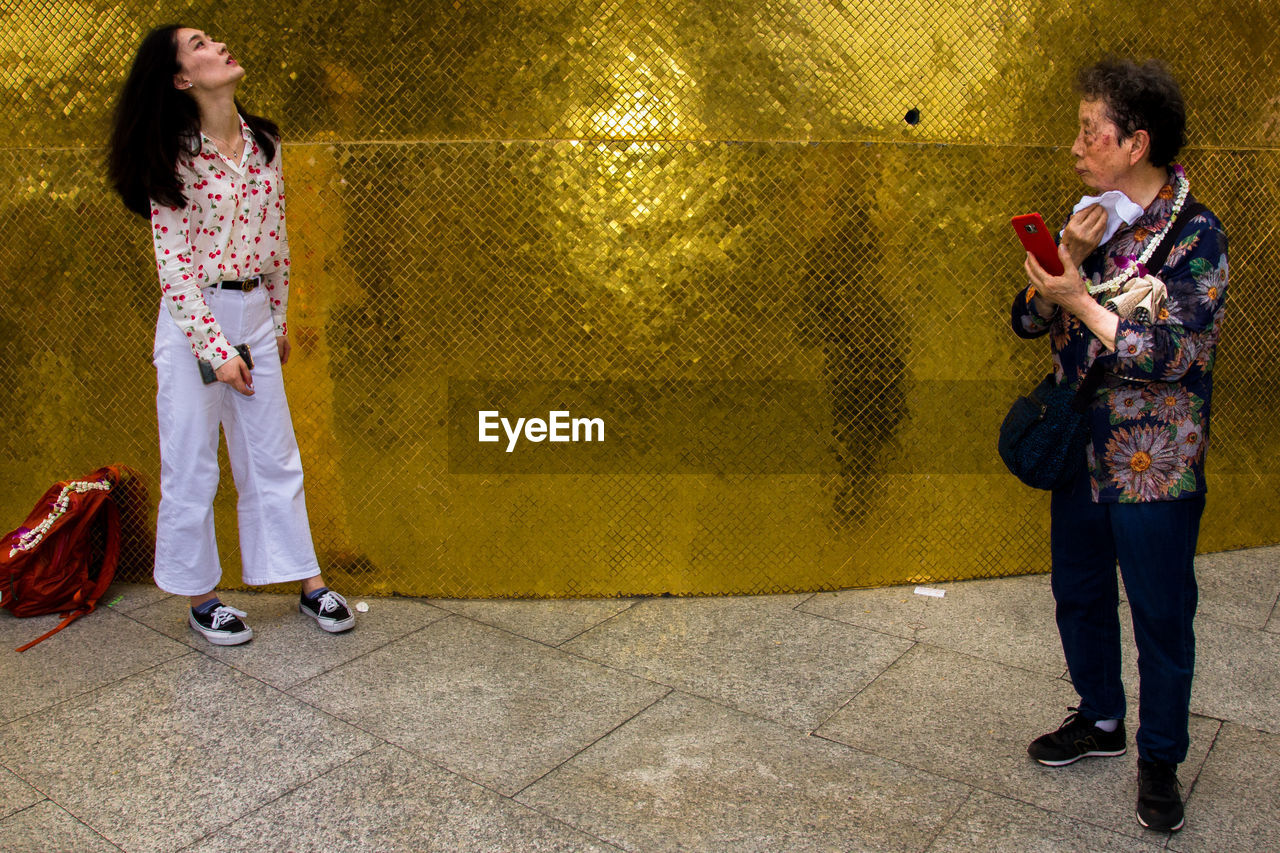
[8,480,112,557]
[1086,165,1189,296]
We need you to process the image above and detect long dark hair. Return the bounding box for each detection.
[107,24,280,217]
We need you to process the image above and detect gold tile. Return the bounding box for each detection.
[2,1,1277,596]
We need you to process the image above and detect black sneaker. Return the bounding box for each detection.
[1028,707,1127,766]
[1136,759,1184,832]
[299,587,355,633]
[189,603,253,646]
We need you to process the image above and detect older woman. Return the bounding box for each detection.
[1014,58,1228,833]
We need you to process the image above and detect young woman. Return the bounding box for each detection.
[108,25,354,644]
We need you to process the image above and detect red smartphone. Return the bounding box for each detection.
[1011,213,1064,276]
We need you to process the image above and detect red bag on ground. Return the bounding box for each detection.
[0,465,139,652]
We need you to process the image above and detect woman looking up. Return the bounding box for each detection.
[108,25,354,645]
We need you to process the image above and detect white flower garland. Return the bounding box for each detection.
[8,480,112,557]
[1086,168,1189,296]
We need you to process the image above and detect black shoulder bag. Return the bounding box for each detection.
[998,201,1206,491]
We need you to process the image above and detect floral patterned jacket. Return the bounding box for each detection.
[1011,165,1229,503]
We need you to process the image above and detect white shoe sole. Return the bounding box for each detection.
[1033,746,1127,767]
[1136,809,1184,832]
[188,614,253,646]
[299,604,355,633]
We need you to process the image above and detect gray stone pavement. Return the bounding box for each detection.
[1,545,1276,852]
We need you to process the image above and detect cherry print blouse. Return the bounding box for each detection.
[150,117,291,369]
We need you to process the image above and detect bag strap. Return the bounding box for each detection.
[1071,359,1107,413]
[13,477,123,653]
[1070,199,1208,413]
[1145,200,1207,273]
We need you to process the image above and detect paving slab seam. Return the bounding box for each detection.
[649,681,890,740]
[0,790,125,851]
[164,648,435,756]
[118,595,450,663]
[253,620,442,694]
[0,757,55,798]
[493,622,707,696]
[910,638,1079,683]
[1193,609,1279,634]
[1180,718,1224,808]
[786,591,820,611]
[502,686,980,851]
[921,790,1172,853]
[508,685,675,802]
[551,599,646,648]
[80,815,141,852]
[317,740,640,851]
[918,786,977,853]
[173,742,388,852]
[105,590,176,616]
[426,599,648,651]
[550,627,917,739]
[0,646,198,730]
[272,624,678,812]
[1259,590,1279,632]
[807,641,921,735]
[499,807,633,853]
[791,599,925,642]
[276,683,430,756]
[179,641,346,698]
[388,743,556,805]
[0,796,48,822]
[792,599,926,643]
[804,727,1201,847]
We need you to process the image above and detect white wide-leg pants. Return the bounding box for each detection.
[152,285,320,596]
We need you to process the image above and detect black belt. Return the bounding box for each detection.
[210,276,261,292]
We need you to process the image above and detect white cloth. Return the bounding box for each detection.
[152,285,320,596]
[1071,190,1145,245]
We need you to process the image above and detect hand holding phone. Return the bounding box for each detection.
[198,343,254,395]
[1011,213,1065,276]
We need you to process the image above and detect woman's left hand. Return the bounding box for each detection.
[1025,243,1089,314]
[276,335,291,366]
[1025,243,1118,351]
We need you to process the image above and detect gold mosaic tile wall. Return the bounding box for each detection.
[3,0,1278,596]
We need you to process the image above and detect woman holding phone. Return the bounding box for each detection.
[1011,58,1227,833]
[108,24,354,644]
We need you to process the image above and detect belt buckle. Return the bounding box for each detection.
[243,276,260,293]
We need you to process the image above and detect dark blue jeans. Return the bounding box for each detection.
[1049,466,1204,765]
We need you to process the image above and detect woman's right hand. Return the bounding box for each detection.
[215,355,254,396]
[1061,203,1109,267]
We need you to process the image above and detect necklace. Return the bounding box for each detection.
[203,127,244,159]
[1086,167,1189,295]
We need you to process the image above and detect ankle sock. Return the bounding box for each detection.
[1094,718,1120,733]
[192,598,222,615]
[302,586,330,602]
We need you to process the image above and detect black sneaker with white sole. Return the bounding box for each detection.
[299,587,355,633]
[1136,758,1185,832]
[1028,707,1127,766]
[189,603,253,646]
